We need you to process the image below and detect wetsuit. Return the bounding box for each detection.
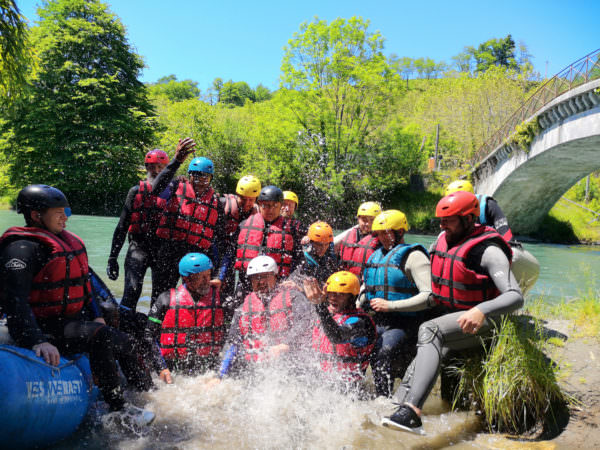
[287,243,339,287]
[151,159,227,302]
[392,231,523,409]
[109,182,171,309]
[477,195,513,242]
[0,232,153,411]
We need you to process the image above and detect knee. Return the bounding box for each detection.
[417,320,441,346]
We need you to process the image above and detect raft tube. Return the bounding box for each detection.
[0,345,97,449]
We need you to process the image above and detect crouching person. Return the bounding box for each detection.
[145,253,225,376]
[304,271,377,396]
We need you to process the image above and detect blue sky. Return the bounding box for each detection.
[19,0,600,93]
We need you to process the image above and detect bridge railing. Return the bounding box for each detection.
[471,48,600,166]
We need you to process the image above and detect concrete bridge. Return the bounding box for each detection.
[471,51,600,234]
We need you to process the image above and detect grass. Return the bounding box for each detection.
[542,196,600,244]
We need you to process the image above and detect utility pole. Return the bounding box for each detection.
[434,124,440,171]
[585,175,591,203]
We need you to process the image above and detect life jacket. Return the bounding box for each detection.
[235,213,295,277]
[159,284,225,361]
[430,225,512,310]
[341,232,380,277]
[223,193,258,237]
[128,181,167,238]
[311,308,375,381]
[0,227,91,318]
[476,194,514,242]
[338,227,360,266]
[238,289,293,363]
[156,181,219,249]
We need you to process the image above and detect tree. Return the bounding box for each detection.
[8,0,157,214]
[254,83,272,102]
[467,35,518,73]
[147,75,200,101]
[0,0,31,97]
[220,80,256,106]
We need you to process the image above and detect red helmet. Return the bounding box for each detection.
[436,191,479,218]
[145,149,169,165]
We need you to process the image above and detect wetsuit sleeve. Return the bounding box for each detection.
[314,303,374,346]
[0,240,49,348]
[108,186,137,259]
[473,245,523,317]
[143,291,171,372]
[486,198,514,242]
[385,249,433,312]
[152,158,182,194]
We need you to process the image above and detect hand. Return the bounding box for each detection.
[303,278,326,304]
[300,235,310,245]
[175,137,197,162]
[280,280,299,291]
[370,298,390,313]
[106,257,119,280]
[268,344,290,359]
[93,317,106,325]
[210,279,222,291]
[457,307,485,334]
[33,342,60,366]
[159,368,173,384]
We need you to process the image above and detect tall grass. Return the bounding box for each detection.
[447,314,568,434]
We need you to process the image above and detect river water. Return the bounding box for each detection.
[1,210,598,448]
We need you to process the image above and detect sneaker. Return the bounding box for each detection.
[105,404,155,430]
[381,405,425,435]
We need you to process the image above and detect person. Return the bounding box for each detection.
[287,221,339,287]
[303,271,377,395]
[220,175,261,301]
[335,201,382,277]
[217,255,313,378]
[381,191,523,434]
[0,185,155,426]
[281,190,308,236]
[151,139,226,303]
[362,210,431,398]
[233,185,304,298]
[144,253,225,376]
[106,149,170,310]
[445,180,540,295]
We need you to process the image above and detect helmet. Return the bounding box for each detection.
[436,191,479,218]
[17,185,71,217]
[145,149,169,165]
[179,253,213,276]
[308,221,333,243]
[247,255,278,276]
[357,201,382,217]
[236,175,261,198]
[326,271,360,296]
[188,157,214,174]
[445,180,474,196]
[283,191,299,206]
[372,210,409,232]
[257,185,283,203]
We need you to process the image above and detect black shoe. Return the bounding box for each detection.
[381,404,425,435]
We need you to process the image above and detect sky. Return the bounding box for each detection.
[18,0,600,92]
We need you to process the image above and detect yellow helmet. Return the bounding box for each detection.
[236,175,261,198]
[308,221,333,243]
[372,210,409,232]
[326,271,360,296]
[356,201,382,217]
[283,190,299,205]
[445,180,474,196]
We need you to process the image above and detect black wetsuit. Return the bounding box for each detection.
[109,183,171,309]
[0,237,153,411]
[287,244,339,287]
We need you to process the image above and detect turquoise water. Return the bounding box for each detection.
[1,209,598,304]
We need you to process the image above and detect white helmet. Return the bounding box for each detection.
[247,255,278,276]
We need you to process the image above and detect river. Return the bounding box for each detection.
[1,210,598,448]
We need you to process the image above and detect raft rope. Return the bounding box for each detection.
[0,345,82,374]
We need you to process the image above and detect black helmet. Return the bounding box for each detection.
[16,185,71,216]
[258,185,283,202]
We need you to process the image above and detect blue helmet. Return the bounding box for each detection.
[179,253,213,277]
[188,157,214,174]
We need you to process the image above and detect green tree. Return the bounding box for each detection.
[467,35,518,73]
[220,80,256,106]
[0,0,31,97]
[8,0,156,214]
[254,83,272,102]
[147,74,200,101]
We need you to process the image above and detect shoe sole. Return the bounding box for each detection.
[381,417,425,435]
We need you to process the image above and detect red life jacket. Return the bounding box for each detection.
[338,227,360,265]
[0,227,91,318]
[342,233,380,277]
[430,225,512,310]
[311,308,375,381]
[234,213,295,277]
[238,289,293,363]
[223,194,259,237]
[159,284,225,361]
[128,181,167,238]
[156,181,219,249]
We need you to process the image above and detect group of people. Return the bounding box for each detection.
[0,136,539,433]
